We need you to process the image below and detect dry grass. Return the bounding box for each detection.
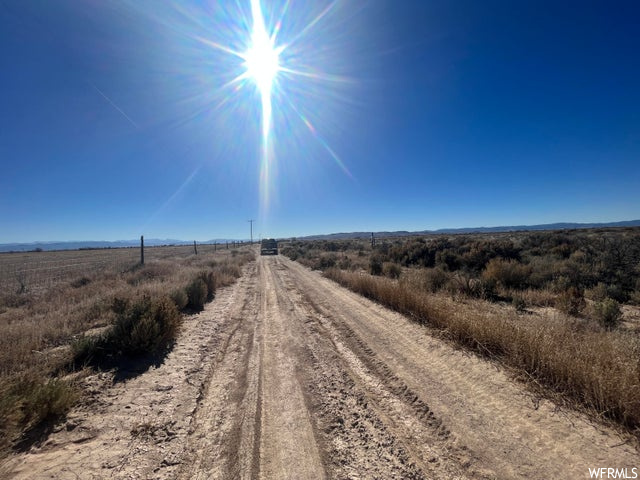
[500,287,557,307]
[0,243,236,294]
[324,268,640,433]
[0,246,253,453]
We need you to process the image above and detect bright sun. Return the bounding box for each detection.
[243,0,280,99]
[196,0,352,218]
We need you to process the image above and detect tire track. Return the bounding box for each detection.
[265,256,470,479]
[282,257,639,479]
[179,262,262,480]
[255,259,326,479]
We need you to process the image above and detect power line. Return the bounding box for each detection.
[248,219,255,244]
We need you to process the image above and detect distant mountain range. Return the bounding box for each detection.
[0,238,243,253]
[298,220,640,241]
[1,220,639,252]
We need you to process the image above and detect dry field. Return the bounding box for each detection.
[0,243,242,294]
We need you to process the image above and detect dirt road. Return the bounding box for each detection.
[4,255,638,479]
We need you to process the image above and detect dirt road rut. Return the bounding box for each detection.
[4,255,638,479]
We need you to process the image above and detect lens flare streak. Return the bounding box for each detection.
[284,95,353,179]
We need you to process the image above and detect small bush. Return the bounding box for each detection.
[338,256,352,270]
[550,275,572,293]
[502,287,555,307]
[71,335,103,365]
[556,287,586,316]
[370,256,383,276]
[592,298,623,330]
[422,267,449,293]
[447,273,496,299]
[218,262,241,279]
[586,283,609,302]
[0,375,77,451]
[109,296,181,355]
[604,284,629,303]
[382,262,402,279]
[317,254,337,270]
[170,289,189,311]
[186,278,208,311]
[126,262,173,286]
[21,378,77,427]
[284,249,299,261]
[435,250,462,271]
[482,258,532,290]
[197,271,216,301]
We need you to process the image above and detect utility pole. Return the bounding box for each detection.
[248,219,255,244]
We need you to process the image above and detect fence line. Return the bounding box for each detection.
[0,242,252,294]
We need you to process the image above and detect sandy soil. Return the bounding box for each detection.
[3,255,638,479]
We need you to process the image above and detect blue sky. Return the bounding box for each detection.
[1,0,639,242]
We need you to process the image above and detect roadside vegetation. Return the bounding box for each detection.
[282,228,640,434]
[0,248,253,454]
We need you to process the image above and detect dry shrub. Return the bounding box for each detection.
[0,374,77,452]
[369,256,383,276]
[586,283,609,302]
[556,287,586,316]
[110,295,181,355]
[170,289,189,311]
[591,298,623,330]
[75,295,181,362]
[324,268,640,431]
[338,256,352,270]
[201,271,216,301]
[217,262,241,281]
[382,262,402,279]
[421,267,449,293]
[482,258,532,289]
[125,261,174,285]
[186,278,208,311]
[504,287,556,307]
[446,272,495,299]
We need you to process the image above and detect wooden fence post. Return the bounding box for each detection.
[194,240,198,255]
[140,235,144,265]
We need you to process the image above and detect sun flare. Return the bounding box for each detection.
[243,8,280,98]
[192,0,352,228]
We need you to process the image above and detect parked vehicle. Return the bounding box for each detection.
[260,238,278,255]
